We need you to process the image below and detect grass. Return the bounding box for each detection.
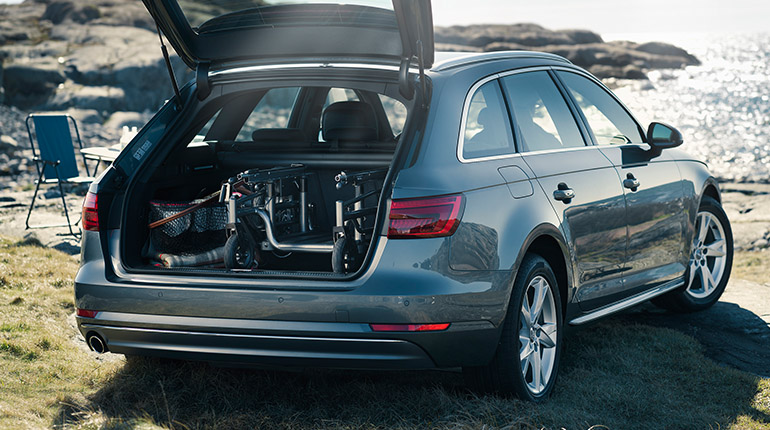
[0,237,768,429]
[733,250,770,283]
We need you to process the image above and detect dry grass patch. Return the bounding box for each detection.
[0,237,768,429]
[734,250,770,283]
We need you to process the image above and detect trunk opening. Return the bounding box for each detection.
[118,75,417,279]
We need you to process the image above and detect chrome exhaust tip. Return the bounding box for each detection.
[86,333,107,354]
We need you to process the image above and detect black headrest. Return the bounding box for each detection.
[252,128,307,143]
[322,101,377,142]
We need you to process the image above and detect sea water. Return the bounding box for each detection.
[606,32,770,183]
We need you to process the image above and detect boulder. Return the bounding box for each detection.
[561,29,604,44]
[66,109,104,125]
[636,42,700,65]
[47,84,126,112]
[2,59,66,109]
[42,1,100,25]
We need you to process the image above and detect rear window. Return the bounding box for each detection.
[180,0,396,32]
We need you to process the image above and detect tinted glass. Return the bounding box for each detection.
[462,81,515,159]
[558,71,644,145]
[501,71,585,152]
[236,87,300,141]
[379,94,408,136]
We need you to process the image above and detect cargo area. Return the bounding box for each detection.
[118,83,412,276]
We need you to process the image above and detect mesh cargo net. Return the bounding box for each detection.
[148,199,227,256]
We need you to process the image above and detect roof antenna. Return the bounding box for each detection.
[155,24,182,110]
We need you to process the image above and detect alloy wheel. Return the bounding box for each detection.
[687,210,728,299]
[519,275,558,395]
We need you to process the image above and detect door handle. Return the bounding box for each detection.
[553,182,575,202]
[623,173,640,191]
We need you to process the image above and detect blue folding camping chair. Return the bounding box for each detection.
[25,114,95,238]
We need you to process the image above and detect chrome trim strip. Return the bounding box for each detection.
[569,278,685,325]
[210,62,401,78]
[81,324,402,344]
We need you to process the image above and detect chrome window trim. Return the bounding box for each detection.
[457,66,586,164]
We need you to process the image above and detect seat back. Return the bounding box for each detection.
[322,101,378,145]
[28,115,81,180]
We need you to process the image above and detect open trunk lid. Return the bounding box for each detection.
[141,0,434,70]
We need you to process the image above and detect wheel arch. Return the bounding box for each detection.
[512,223,573,319]
[701,179,721,204]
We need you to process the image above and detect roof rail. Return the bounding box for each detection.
[431,51,572,72]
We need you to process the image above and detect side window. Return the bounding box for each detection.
[557,71,644,145]
[378,94,407,136]
[501,71,585,153]
[462,80,515,159]
[189,108,221,146]
[236,87,300,141]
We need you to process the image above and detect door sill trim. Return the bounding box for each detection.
[569,278,685,325]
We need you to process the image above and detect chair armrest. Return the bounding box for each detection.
[32,156,61,167]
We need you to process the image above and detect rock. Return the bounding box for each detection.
[484,42,528,52]
[588,64,648,80]
[2,59,66,109]
[561,29,604,44]
[42,1,101,25]
[47,84,126,112]
[0,59,4,105]
[44,188,62,199]
[66,109,103,125]
[636,42,700,66]
[754,239,769,249]
[0,135,19,156]
[20,232,44,247]
[434,43,481,53]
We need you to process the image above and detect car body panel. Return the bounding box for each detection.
[522,147,628,310]
[596,145,687,303]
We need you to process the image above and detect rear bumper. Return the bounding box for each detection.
[77,313,499,369]
[76,230,509,368]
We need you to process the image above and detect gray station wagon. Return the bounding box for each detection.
[75,0,733,400]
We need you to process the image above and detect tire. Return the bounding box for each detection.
[464,253,563,401]
[652,195,733,312]
[331,236,353,274]
[224,234,255,270]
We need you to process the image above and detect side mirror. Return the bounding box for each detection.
[646,122,683,150]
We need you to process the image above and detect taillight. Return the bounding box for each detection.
[82,191,99,231]
[370,323,450,332]
[387,194,464,239]
[76,308,98,318]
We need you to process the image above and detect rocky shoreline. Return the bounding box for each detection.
[435,23,700,80]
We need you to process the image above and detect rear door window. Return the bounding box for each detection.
[461,80,515,160]
[501,71,585,153]
[557,71,644,145]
